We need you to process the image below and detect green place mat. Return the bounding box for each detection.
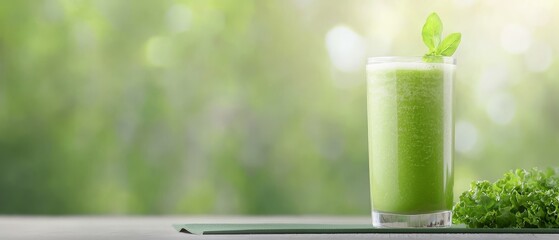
[173,223,559,235]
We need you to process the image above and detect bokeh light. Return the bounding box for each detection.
[1,0,558,215]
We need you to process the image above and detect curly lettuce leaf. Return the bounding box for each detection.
[453,168,559,228]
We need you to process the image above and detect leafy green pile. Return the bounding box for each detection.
[453,168,559,228]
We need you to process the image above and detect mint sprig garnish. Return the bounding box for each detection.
[422,13,461,61]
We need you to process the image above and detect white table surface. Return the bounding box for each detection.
[0,215,557,240]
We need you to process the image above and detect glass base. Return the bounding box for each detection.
[372,210,452,228]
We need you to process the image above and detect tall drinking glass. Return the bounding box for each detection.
[366,57,455,228]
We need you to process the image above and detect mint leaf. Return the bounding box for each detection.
[422,13,443,53]
[421,12,461,59]
[437,33,461,56]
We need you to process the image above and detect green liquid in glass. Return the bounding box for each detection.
[367,63,454,214]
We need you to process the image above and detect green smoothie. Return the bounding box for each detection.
[367,61,454,214]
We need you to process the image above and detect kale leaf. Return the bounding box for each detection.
[453,168,559,228]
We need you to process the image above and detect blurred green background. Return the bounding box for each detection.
[1,0,558,215]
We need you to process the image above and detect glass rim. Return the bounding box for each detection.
[367,56,456,65]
